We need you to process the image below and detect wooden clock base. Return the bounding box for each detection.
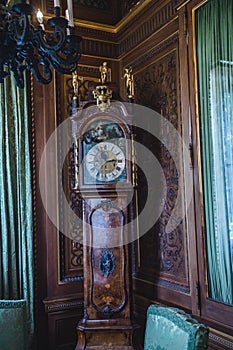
[75,319,135,349]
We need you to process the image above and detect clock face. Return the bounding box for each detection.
[85,141,125,182]
[82,120,127,185]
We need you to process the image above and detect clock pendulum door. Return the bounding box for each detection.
[75,198,135,350]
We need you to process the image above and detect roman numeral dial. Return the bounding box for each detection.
[85,141,125,182]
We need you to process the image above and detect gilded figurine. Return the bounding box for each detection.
[72,70,83,113]
[124,66,135,99]
[99,61,111,84]
[72,70,80,97]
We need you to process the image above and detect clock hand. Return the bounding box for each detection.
[106,159,116,163]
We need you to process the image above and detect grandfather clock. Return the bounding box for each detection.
[71,81,136,349]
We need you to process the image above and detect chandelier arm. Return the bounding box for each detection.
[23,51,53,85]
[50,60,77,74]
[10,60,26,89]
[48,52,82,74]
[0,3,82,88]
[30,62,53,85]
[46,34,82,69]
[32,26,67,55]
[53,48,81,64]
[10,13,29,46]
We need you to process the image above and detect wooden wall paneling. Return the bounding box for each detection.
[32,75,58,348]
[177,3,200,317]
[118,3,197,345]
[80,38,118,60]
[57,71,83,288]
[32,72,85,348]
[132,42,191,298]
[186,0,210,325]
[47,307,83,349]
[118,0,179,60]
[30,78,48,348]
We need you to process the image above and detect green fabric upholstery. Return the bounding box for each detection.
[0,300,27,350]
[144,305,209,350]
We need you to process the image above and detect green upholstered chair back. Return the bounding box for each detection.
[0,300,28,350]
[144,305,209,350]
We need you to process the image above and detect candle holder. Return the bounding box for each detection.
[0,1,82,88]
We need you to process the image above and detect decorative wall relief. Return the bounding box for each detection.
[135,53,177,116]
[60,191,84,282]
[71,241,83,267]
[56,73,86,283]
[135,49,188,287]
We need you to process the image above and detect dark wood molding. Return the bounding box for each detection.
[209,332,233,350]
[44,297,83,313]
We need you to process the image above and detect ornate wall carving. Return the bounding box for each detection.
[56,74,85,283]
[134,48,188,289]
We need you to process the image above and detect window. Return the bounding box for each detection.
[196,0,233,305]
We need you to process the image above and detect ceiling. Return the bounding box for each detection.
[74,0,142,25]
[42,0,147,27]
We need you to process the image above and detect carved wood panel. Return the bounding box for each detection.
[57,74,85,283]
[134,46,189,291]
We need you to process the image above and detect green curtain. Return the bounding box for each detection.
[0,73,34,346]
[196,0,233,304]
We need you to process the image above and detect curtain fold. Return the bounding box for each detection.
[196,0,233,304]
[0,73,34,346]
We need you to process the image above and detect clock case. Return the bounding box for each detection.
[71,101,137,349]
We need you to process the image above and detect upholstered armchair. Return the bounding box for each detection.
[0,300,27,350]
[144,304,209,350]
